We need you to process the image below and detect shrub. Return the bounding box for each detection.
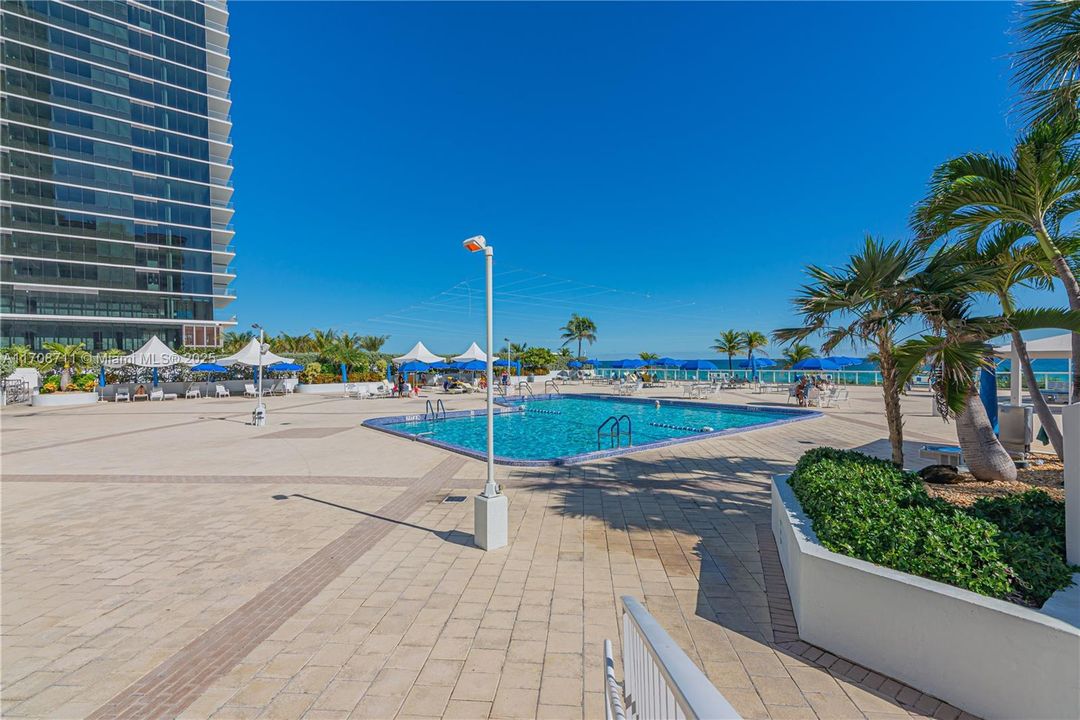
[788,448,1075,606]
[40,376,60,394]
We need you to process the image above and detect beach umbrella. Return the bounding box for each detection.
[826,356,862,367]
[398,361,430,372]
[457,360,487,372]
[614,359,647,369]
[192,362,229,395]
[267,362,303,372]
[568,360,583,368]
[493,358,520,368]
[792,358,843,371]
[738,357,777,368]
[586,358,600,366]
[680,359,717,370]
[428,361,454,370]
[657,357,683,366]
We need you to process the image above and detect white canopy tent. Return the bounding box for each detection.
[103,335,198,368]
[451,342,487,363]
[393,341,443,365]
[993,332,1073,404]
[215,337,294,367]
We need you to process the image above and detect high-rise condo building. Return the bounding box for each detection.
[1,0,236,351]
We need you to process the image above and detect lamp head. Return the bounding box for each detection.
[462,235,487,253]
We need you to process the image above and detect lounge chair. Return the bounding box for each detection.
[115,388,130,402]
[265,380,284,396]
[215,384,231,398]
[185,384,201,399]
[150,389,178,401]
[244,384,258,397]
[352,384,373,400]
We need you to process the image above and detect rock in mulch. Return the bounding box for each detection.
[924,453,1065,507]
[918,464,963,485]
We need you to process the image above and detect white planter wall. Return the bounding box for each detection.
[31,391,99,407]
[771,475,1080,720]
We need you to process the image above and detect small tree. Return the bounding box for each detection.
[711,330,746,372]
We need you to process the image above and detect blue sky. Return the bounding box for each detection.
[226,1,1050,357]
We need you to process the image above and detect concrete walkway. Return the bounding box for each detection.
[1,385,975,719]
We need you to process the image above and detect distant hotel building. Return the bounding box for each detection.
[1,0,236,350]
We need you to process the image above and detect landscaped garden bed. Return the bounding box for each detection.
[925,452,1064,506]
[771,447,1079,720]
[789,447,1074,607]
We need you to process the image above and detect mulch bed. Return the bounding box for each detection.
[925,453,1065,507]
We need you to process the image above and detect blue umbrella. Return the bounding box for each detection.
[456,360,487,372]
[267,362,303,372]
[568,360,583,368]
[398,361,430,372]
[191,362,229,396]
[152,367,159,387]
[614,359,647,369]
[192,362,229,372]
[738,357,777,368]
[793,358,843,371]
[826,356,863,367]
[586,358,600,366]
[340,363,348,383]
[428,361,454,370]
[493,358,520,368]
[681,359,718,371]
[657,357,683,367]
[99,366,107,388]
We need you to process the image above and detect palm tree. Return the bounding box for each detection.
[560,314,597,359]
[977,225,1067,457]
[324,334,366,375]
[896,294,1080,483]
[913,118,1080,401]
[742,331,770,366]
[310,328,338,355]
[711,330,746,372]
[222,331,253,353]
[775,237,929,466]
[358,335,389,354]
[639,351,659,363]
[1014,1,1080,126]
[781,343,816,368]
[42,341,89,390]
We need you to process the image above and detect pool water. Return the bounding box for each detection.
[367,395,816,465]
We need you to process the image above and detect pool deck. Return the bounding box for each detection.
[1,383,977,719]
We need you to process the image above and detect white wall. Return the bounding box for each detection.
[772,475,1080,720]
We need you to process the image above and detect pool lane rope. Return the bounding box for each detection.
[649,421,714,433]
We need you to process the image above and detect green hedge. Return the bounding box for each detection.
[788,448,1075,607]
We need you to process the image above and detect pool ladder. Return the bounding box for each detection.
[424,399,447,421]
[597,414,633,450]
[544,379,561,395]
[517,381,534,398]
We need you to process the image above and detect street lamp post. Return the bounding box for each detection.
[504,337,511,382]
[252,322,266,426]
[463,235,507,550]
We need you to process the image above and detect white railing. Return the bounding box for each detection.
[610,596,741,720]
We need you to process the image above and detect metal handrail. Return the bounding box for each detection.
[424,399,435,420]
[604,639,627,720]
[597,415,620,450]
[545,379,561,395]
[620,596,741,719]
[435,399,447,419]
[616,414,633,447]
[517,381,534,398]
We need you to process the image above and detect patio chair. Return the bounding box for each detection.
[265,380,284,396]
[806,386,822,407]
[115,388,130,402]
[786,385,799,404]
[150,389,164,401]
[185,384,201,399]
[215,384,231,398]
[244,384,258,397]
[353,384,373,400]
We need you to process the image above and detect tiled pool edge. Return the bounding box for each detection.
[361,394,823,466]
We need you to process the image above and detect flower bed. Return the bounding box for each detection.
[787,447,1074,607]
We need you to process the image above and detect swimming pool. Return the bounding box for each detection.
[363,394,820,466]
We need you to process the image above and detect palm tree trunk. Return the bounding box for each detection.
[1011,330,1063,458]
[577,338,582,360]
[955,386,1017,483]
[878,348,905,467]
[1034,226,1080,402]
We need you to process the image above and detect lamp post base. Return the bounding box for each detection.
[474,492,508,551]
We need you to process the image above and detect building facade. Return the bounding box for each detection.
[1,0,236,351]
